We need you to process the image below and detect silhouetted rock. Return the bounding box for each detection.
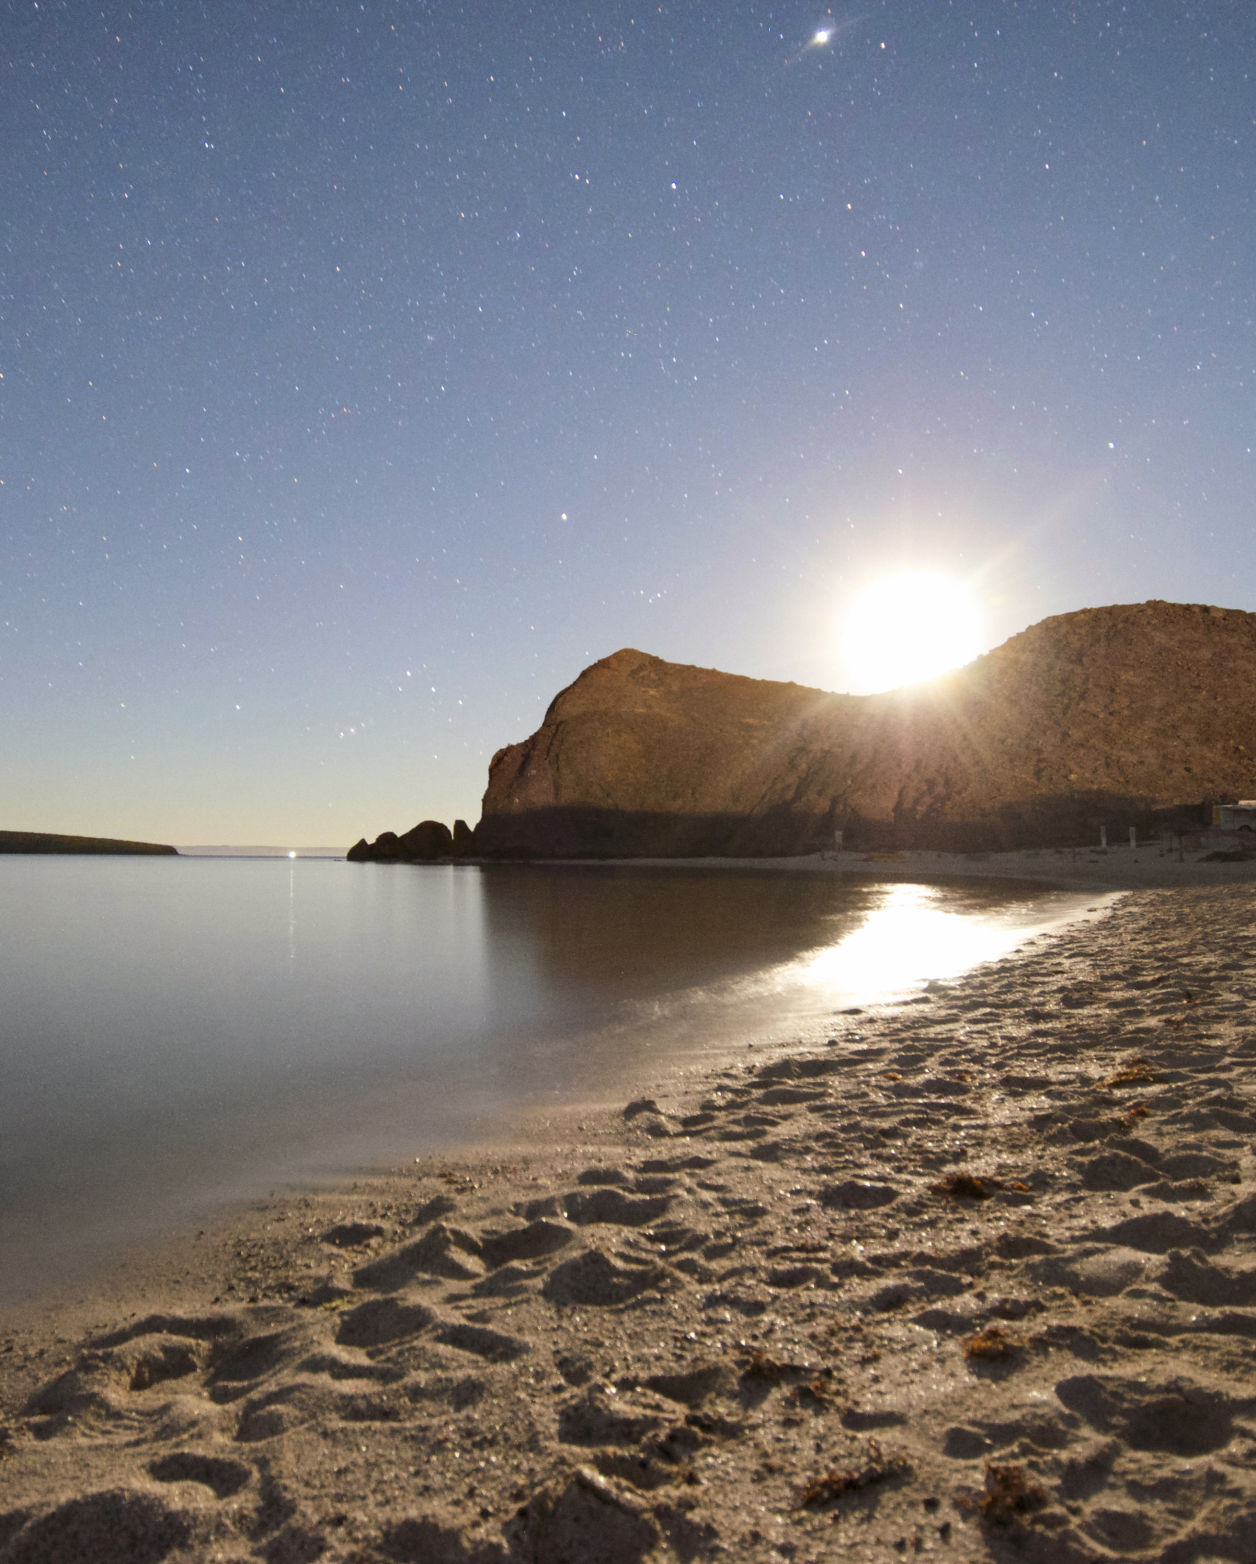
[399,820,454,858]
[473,601,1256,857]
[348,820,470,863]
[0,831,177,856]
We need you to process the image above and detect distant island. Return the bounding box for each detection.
[0,831,178,856]
[350,599,1256,860]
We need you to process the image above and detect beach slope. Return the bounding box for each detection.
[3,884,1256,1561]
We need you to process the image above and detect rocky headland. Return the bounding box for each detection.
[472,600,1256,858]
[0,831,178,856]
[347,601,1256,861]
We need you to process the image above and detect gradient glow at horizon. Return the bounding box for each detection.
[3,2,1252,846]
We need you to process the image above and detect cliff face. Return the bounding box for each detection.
[475,601,1256,856]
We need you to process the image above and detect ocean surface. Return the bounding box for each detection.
[0,856,1104,1307]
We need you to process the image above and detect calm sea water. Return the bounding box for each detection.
[0,856,1101,1306]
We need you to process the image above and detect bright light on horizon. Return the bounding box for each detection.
[838,570,984,694]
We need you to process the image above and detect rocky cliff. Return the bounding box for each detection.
[473,601,1256,856]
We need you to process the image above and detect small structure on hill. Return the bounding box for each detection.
[1212,802,1256,831]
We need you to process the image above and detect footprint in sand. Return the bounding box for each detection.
[147,1450,252,1497]
[543,1248,668,1307]
[1055,1373,1241,1456]
[0,1489,194,1564]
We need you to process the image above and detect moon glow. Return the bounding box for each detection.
[839,571,983,694]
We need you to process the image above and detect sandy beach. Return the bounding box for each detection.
[4,860,1256,1562]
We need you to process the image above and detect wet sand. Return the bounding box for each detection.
[4,867,1256,1562]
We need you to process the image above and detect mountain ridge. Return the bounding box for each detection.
[469,600,1256,856]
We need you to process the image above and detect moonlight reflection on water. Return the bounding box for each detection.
[794,881,1036,1001]
[0,856,1099,1305]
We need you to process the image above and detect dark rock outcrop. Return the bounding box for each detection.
[348,819,474,863]
[473,601,1256,857]
[400,820,455,858]
[0,831,178,856]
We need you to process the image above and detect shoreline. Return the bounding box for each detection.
[5,879,1256,1560]
[587,838,1256,891]
[346,835,1256,891]
[0,866,1111,1323]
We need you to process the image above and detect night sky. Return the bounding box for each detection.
[4,2,1252,847]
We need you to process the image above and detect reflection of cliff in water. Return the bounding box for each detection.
[473,863,1052,1008]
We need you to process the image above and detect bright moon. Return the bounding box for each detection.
[840,571,983,694]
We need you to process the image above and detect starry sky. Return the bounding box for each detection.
[3,2,1252,847]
